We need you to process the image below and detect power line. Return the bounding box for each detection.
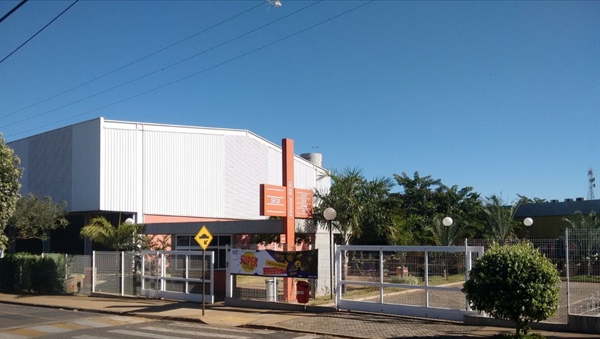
[3,1,266,118]
[2,0,324,129]
[0,0,28,24]
[6,0,374,139]
[0,0,79,64]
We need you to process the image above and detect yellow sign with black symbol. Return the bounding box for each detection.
[194,225,213,251]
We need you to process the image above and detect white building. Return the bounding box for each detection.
[9,117,334,295]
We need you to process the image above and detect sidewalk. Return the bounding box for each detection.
[0,293,596,339]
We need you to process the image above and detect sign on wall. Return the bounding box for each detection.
[260,184,314,218]
[230,249,318,278]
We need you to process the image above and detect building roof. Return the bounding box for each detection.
[515,199,600,218]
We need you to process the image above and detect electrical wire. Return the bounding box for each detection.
[0,0,79,64]
[2,0,324,129]
[3,1,266,119]
[5,0,375,139]
[0,0,28,24]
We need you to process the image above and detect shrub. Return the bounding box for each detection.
[0,253,66,294]
[390,275,420,285]
[462,242,560,337]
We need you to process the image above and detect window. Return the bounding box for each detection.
[175,234,231,270]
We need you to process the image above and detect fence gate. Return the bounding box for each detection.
[141,250,215,303]
[335,244,484,321]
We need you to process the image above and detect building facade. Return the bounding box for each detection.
[9,117,335,295]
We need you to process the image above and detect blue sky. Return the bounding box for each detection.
[1,0,599,202]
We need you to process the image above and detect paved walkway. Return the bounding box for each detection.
[0,293,596,339]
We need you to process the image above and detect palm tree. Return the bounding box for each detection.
[482,195,521,241]
[563,211,600,276]
[314,167,395,291]
[80,216,146,251]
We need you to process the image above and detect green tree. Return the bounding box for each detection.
[462,242,560,337]
[313,167,395,246]
[80,216,168,252]
[8,194,68,245]
[482,195,522,241]
[563,211,600,277]
[81,216,145,251]
[0,134,23,251]
[389,172,482,245]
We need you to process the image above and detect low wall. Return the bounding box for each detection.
[464,314,599,335]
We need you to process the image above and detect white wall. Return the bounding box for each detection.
[101,120,328,220]
[9,118,330,218]
[72,118,101,211]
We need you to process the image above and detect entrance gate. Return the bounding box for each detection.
[140,250,215,303]
[335,245,484,321]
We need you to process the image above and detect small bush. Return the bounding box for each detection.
[0,253,66,294]
[462,242,560,337]
[390,275,420,285]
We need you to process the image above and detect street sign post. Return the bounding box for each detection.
[194,226,213,316]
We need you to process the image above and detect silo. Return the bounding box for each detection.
[300,153,323,167]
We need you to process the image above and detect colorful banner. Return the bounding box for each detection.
[230,249,318,278]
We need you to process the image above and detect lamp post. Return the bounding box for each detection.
[323,207,337,299]
[442,217,453,279]
[524,217,533,238]
[442,217,453,245]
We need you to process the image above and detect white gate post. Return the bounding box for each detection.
[424,250,429,307]
[379,249,384,303]
[92,251,96,293]
[121,252,125,296]
[464,239,472,311]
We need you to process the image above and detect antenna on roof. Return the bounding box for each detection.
[588,168,596,200]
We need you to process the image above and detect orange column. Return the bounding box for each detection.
[282,138,295,301]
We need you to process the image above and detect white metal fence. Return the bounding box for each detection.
[334,244,484,321]
[92,251,139,296]
[140,250,215,303]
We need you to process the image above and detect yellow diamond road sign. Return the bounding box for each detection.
[194,225,213,251]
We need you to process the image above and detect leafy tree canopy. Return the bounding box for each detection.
[8,193,68,243]
[389,172,483,245]
[0,134,23,250]
[462,242,560,336]
[314,167,395,246]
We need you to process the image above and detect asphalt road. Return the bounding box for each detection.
[0,304,342,339]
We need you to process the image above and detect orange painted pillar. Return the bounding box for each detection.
[282,138,295,301]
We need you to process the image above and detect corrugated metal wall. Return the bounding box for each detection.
[101,121,328,220]
[143,129,225,217]
[102,127,138,212]
[28,127,73,206]
[9,119,329,219]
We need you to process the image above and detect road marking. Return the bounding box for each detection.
[72,335,111,339]
[109,330,187,339]
[107,316,148,324]
[72,319,114,328]
[140,326,250,338]
[28,324,73,334]
[294,335,321,339]
[52,322,90,331]
[172,322,275,334]
[0,332,29,339]
[1,328,45,337]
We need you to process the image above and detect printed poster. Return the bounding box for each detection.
[230,249,318,278]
